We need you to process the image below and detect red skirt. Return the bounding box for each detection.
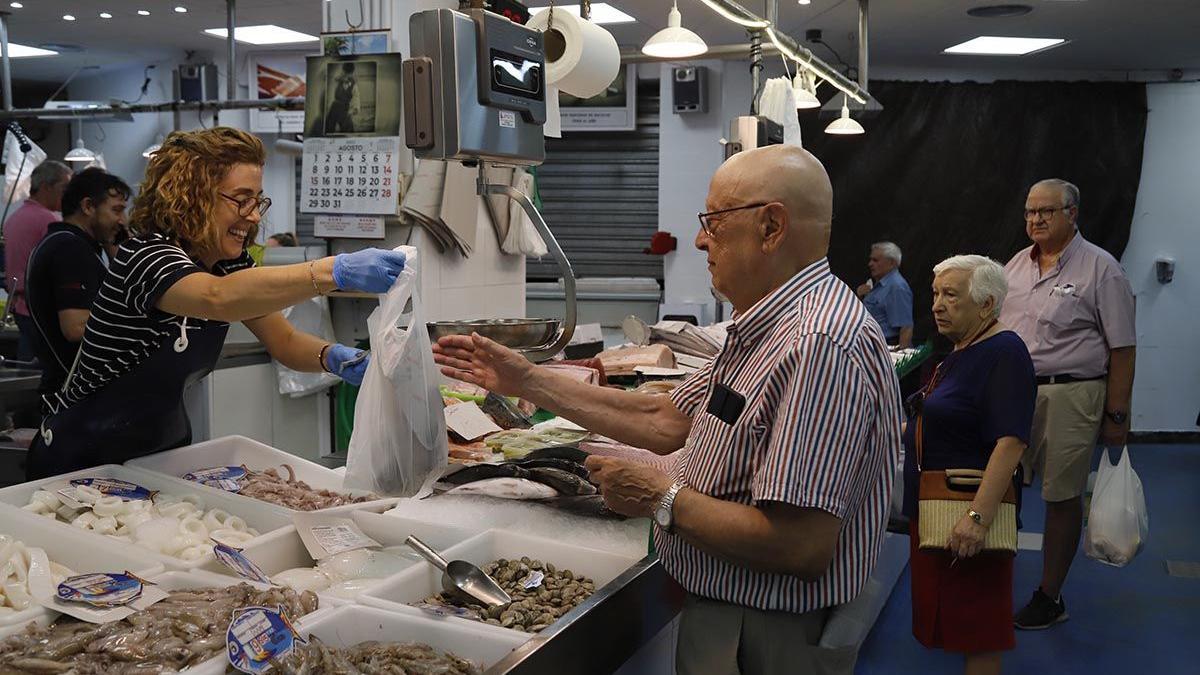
[908,523,1016,653]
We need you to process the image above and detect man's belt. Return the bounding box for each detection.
[1035,374,1105,385]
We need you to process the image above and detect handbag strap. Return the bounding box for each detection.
[915,363,946,470]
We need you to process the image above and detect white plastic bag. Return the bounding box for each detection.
[3,131,47,204]
[276,295,339,397]
[1084,446,1149,567]
[344,246,448,496]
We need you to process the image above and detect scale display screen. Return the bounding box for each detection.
[491,49,542,99]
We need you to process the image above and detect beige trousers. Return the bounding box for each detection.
[1024,379,1107,502]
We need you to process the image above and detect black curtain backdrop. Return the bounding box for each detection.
[798,80,1148,343]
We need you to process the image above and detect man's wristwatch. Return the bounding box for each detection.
[653,482,684,533]
[1105,410,1128,425]
[968,509,984,526]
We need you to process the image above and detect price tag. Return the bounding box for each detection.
[301,137,402,216]
[57,572,148,608]
[444,402,503,441]
[520,570,545,590]
[69,478,153,501]
[213,544,273,585]
[292,512,382,560]
[227,606,304,674]
[411,601,481,620]
[310,525,378,557]
[184,466,248,493]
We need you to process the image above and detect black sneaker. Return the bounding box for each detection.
[1014,588,1069,630]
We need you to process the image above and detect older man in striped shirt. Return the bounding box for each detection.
[434,145,902,674]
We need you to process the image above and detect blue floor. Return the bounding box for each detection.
[857,444,1200,674]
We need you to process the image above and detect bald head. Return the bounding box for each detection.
[710,145,833,255]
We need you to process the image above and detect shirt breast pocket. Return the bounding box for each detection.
[1040,290,1089,330]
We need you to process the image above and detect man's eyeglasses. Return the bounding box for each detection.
[1023,204,1074,222]
[220,192,272,218]
[697,202,769,236]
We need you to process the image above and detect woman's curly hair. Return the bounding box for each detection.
[130,127,265,255]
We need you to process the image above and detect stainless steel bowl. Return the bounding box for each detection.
[427,318,561,350]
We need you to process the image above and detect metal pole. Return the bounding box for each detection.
[226,0,237,101]
[0,97,306,122]
[749,30,763,114]
[858,0,869,89]
[700,0,875,106]
[0,12,13,111]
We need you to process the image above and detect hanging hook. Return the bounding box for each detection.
[345,0,365,31]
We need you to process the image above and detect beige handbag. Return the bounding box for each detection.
[915,376,1018,554]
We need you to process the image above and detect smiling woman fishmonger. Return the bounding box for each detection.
[25,127,405,479]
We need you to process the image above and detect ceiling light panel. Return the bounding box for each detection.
[204,25,320,45]
[527,4,635,25]
[8,43,58,58]
[944,36,1067,55]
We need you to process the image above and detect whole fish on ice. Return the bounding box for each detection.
[444,477,558,500]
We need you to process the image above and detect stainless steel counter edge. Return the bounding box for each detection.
[486,556,685,675]
[216,345,271,370]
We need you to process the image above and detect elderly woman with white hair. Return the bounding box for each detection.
[902,255,1036,675]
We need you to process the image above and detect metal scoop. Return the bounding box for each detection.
[405,535,512,608]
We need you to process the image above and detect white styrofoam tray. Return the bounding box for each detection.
[126,435,397,516]
[361,528,643,640]
[203,511,477,607]
[0,464,293,571]
[0,507,166,638]
[285,604,529,672]
[142,569,325,675]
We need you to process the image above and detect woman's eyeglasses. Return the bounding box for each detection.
[220,192,272,218]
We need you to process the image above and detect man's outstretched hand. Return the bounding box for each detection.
[432,333,533,398]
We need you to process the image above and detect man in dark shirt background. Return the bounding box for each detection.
[26,168,131,402]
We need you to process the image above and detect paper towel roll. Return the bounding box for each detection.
[544,85,563,138]
[527,10,620,100]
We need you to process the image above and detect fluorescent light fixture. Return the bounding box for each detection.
[175,6,188,13]
[137,10,150,16]
[204,25,320,45]
[799,0,812,5]
[527,3,635,25]
[100,12,113,19]
[63,15,76,21]
[8,43,58,58]
[825,97,864,135]
[642,2,707,58]
[944,36,1067,56]
[10,2,23,8]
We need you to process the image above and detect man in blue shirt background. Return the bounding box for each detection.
[856,241,913,347]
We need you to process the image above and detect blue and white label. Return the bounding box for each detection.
[70,478,153,501]
[520,570,545,590]
[411,601,482,620]
[213,543,272,585]
[184,466,248,493]
[57,572,147,607]
[227,606,303,674]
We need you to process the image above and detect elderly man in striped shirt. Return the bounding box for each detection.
[434,145,902,675]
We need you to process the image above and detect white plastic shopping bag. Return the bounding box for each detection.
[3,131,47,204]
[344,246,448,496]
[1084,446,1149,567]
[276,295,339,397]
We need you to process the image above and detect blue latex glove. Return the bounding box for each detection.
[332,248,406,293]
[325,344,370,386]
